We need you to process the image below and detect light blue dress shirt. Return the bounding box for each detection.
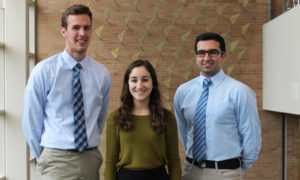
[23,50,111,160]
[174,70,261,170]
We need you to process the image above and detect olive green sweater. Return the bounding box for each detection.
[104,109,181,180]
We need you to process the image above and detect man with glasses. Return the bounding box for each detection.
[174,32,261,180]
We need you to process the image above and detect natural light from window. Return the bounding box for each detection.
[0,0,5,179]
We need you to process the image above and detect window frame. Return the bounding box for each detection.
[0,1,5,179]
[1,0,34,179]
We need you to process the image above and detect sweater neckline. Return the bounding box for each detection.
[132,114,150,118]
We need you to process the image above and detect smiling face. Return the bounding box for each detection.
[60,14,92,61]
[128,66,153,105]
[196,40,226,78]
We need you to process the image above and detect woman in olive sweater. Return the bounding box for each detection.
[104,60,181,180]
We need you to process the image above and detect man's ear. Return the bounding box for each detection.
[221,53,227,63]
[60,27,66,37]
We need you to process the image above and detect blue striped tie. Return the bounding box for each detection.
[193,78,212,162]
[72,63,88,152]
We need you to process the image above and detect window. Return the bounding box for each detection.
[0,0,5,179]
[28,0,35,73]
[0,0,35,178]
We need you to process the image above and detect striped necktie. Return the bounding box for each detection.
[72,63,88,152]
[193,78,212,162]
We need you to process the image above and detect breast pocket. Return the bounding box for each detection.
[210,101,236,125]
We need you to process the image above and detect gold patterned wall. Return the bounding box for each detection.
[36,1,288,179]
[37,0,265,112]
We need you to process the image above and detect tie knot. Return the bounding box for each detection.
[203,79,212,88]
[73,63,82,72]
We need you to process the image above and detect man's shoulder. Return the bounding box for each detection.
[177,76,199,92]
[179,76,199,87]
[223,75,255,95]
[38,53,60,64]
[86,57,110,75]
[174,77,200,102]
[31,53,61,74]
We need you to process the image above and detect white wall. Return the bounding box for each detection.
[263,5,300,115]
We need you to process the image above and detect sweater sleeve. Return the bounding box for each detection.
[104,111,120,180]
[166,112,182,180]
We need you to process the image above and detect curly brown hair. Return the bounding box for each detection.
[114,59,170,133]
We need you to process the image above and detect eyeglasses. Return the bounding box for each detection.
[195,49,224,58]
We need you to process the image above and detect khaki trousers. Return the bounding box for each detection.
[36,147,103,180]
[182,160,242,180]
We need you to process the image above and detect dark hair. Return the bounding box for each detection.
[194,32,226,54]
[61,4,92,29]
[115,59,169,133]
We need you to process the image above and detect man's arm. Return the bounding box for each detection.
[174,86,188,151]
[22,66,46,160]
[235,86,262,170]
[97,74,111,133]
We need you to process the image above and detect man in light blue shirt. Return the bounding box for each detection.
[174,32,261,180]
[22,4,111,179]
